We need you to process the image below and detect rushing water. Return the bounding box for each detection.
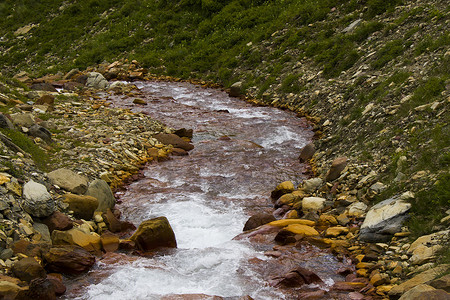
[64,81,345,299]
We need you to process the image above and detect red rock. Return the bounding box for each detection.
[47,273,66,296]
[19,278,56,300]
[103,208,122,233]
[44,245,95,274]
[298,143,315,162]
[273,267,323,288]
[42,211,73,233]
[154,133,194,151]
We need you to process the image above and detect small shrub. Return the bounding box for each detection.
[371,39,408,69]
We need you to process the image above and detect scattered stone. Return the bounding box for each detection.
[325,157,348,182]
[271,181,295,200]
[272,267,323,288]
[302,197,326,212]
[302,177,323,193]
[28,124,53,143]
[42,211,73,233]
[0,113,15,129]
[284,224,319,236]
[85,72,109,89]
[325,226,349,237]
[298,143,315,162]
[10,112,35,128]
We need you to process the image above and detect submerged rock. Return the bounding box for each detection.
[154,133,194,151]
[130,216,177,251]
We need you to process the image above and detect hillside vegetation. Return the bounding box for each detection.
[0,0,449,236]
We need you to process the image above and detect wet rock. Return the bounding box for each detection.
[276,192,303,208]
[47,274,66,296]
[325,157,347,182]
[101,231,119,252]
[85,72,109,89]
[44,245,95,274]
[302,177,323,193]
[268,219,316,227]
[103,208,122,232]
[28,124,53,143]
[272,267,323,288]
[130,216,177,251]
[85,179,116,212]
[271,181,295,200]
[243,213,276,231]
[12,257,46,282]
[154,133,194,151]
[51,228,101,253]
[42,211,73,233]
[173,128,193,139]
[398,284,449,300]
[302,196,326,212]
[359,193,412,242]
[64,193,99,220]
[298,143,315,162]
[284,224,319,236]
[22,180,55,218]
[229,81,242,97]
[48,168,89,194]
[274,230,297,245]
[133,98,147,105]
[389,265,449,297]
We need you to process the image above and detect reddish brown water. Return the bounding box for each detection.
[64,81,351,300]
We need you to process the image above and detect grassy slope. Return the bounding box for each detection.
[0,0,449,237]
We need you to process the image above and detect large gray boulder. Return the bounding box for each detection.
[359,192,413,242]
[22,180,55,218]
[10,112,35,128]
[48,168,88,194]
[85,179,115,212]
[85,72,109,89]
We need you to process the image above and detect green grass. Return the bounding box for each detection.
[0,128,49,171]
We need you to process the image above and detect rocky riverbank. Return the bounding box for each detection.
[0,61,448,299]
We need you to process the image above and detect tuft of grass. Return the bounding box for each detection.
[371,39,409,69]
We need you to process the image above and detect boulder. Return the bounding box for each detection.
[359,194,412,242]
[130,217,177,251]
[28,124,52,143]
[47,274,66,296]
[429,274,450,292]
[273,267,323,288]
[22,180,55,217]
[11,257,46,282]
[20,278,57,300]
[325,157,348,181]
[398,284,449,300]
[48,168,89,194]
[243,213,276,231]
[63,194,99,220]
[229,81,242,97]
[10,112,35,128]
[298,143,315,162]
[85,72,109,89]
[154,133,194,151]
[44,245,95,274]
[302,197,326,212]
[51,228,101,253]
[271,181,295,200]
[408,230,449,265]
[389,265,449,297]
[42,211,73,233]
[103,208,123,232]
[85,179,116,212]
[0,280,25,299]
[302,178,323,193]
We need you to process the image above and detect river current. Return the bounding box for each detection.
[64,81,343,299]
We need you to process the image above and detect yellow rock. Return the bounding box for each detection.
[325,226,349,237]
[0,175,10,185]
[284,224,319,236]
[356,262,375,269]
[268,219,316,227]
[278,193,302,206]
[318,214,338,225]
[356,268,369,277]
[356,254,365,263]
[284,210,298,219]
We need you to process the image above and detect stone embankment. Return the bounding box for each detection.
[0,60,447,299]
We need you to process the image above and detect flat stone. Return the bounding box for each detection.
[284,224,319,236]
[268,219,316,227]
[325,226,349,237]
[48,168,89,194]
